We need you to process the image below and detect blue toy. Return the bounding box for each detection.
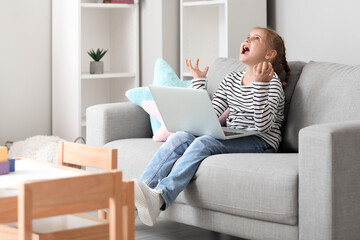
[8,158,15,172]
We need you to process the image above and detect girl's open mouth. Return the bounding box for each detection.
[242,45,250,54]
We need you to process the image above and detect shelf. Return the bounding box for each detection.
[183,0,225,7]
[81,3,137,8]
[53,0,139,141]
[81,72,136,79]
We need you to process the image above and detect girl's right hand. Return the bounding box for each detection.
[253,61,274,83]
[185,58,209,79]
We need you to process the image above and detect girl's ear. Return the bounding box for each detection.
[265,50,277,61]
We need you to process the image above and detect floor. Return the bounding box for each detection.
[135,216,246,240]
[86,211,246,240]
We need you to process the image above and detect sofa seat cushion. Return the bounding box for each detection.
[105,138,298,225]
[176,153,299,225]
[105,138,163,179]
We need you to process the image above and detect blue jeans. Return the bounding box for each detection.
[139,131,275,209]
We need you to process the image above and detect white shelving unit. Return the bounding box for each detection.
[52,0,139,141]
[180,0,266,80]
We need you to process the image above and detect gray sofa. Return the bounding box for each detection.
[86,58,360,240]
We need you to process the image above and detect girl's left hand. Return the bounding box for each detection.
[253,61,274,83]
[185,58,209,79]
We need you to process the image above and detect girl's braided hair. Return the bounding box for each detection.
[254,27,291,87]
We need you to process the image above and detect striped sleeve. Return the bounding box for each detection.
[190,78,207,90]
[252,78,284,133]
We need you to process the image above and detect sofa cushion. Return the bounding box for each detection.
[106,137,299,225]
[278,61,306,152]
[283,61,360,152]
[104,138,163,179]
[177,153,299,225]
[125,59,192,136]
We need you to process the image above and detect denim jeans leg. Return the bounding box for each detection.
[139,131,196,188]
[157,135,274,209]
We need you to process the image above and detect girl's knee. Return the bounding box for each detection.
[186,135,221,156]
[166,131,196,145]
[192,135,217,147]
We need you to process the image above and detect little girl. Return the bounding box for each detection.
[134,27,290,226]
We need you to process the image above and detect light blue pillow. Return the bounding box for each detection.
[125,86,153,106]
[126,59,191,134]
[152,59,191,88]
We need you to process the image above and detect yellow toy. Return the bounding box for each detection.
[0,146,7,161]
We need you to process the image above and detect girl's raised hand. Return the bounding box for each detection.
[253,61,274,83]
[185,58,209,79]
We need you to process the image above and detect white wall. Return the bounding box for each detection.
[268,0,360,65]
[0,1,52,145]
[140,0,180,86]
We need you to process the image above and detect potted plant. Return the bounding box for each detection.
[87,48,108,74]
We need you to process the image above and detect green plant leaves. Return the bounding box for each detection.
[87,48,108,61]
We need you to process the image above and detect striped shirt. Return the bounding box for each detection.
[191,71,285,150]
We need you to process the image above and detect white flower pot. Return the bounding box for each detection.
[90,61,104,74]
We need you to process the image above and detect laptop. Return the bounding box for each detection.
[149,85,259,140]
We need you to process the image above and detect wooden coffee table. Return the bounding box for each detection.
[0,158,89,224]
[0,158,134,240]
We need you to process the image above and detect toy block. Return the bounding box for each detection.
[0,160,9,175]
[0,146,7,161]
[8,158,15,172]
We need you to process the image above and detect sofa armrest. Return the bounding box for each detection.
[299,120,360,240]
[86,102,152,146]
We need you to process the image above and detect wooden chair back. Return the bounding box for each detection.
[18,171,124,240]
[58,141,117,171]
[59,141,123,221]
